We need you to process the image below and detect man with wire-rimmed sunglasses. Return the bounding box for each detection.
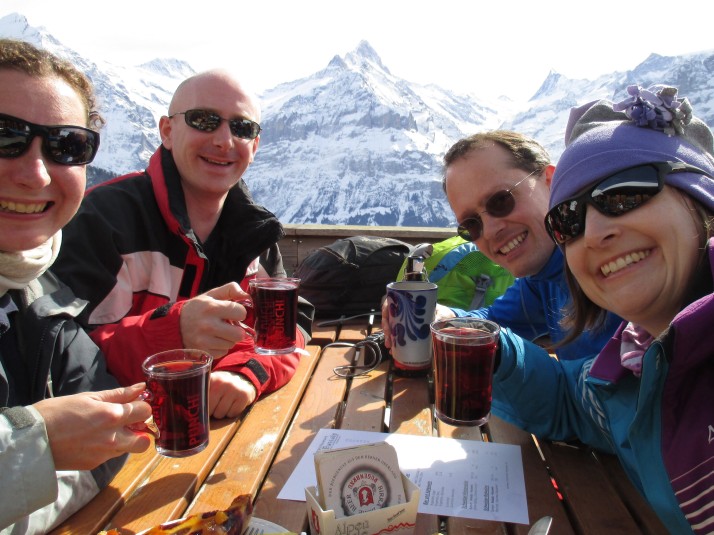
[382,130,620,362]
[55,69,314,419]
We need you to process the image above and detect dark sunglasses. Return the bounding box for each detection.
[170,109,261,140]
[456,169,539,241]
[544,161,712,245]
[0,113,100,165]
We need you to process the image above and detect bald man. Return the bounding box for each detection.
[55,70,314,418]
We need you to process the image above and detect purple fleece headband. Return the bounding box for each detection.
[550,85,714,212]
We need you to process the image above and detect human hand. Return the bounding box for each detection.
[380,298,393,348]
[34,383,152,471]
[179,282,253,358]
[209,371,258,419]
[434,303,456,321]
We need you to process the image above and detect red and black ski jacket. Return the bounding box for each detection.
[54,146,313,397]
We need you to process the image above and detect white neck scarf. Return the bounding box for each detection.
[0,231,61,297]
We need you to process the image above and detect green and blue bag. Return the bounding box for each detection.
[396,236,514,310]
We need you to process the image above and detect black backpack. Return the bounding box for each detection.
[293,236,411,317]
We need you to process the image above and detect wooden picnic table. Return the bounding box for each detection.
[50,316,668,535]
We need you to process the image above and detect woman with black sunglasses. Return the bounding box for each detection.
[0,39,152,533]
[494,85,714,534]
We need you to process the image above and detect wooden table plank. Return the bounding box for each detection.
[336,321,372,343]
[310,318,341,346]
[50,447,162,535]
[389,372,440,535]
[389,373,433,437]
[103,417,240,532]
[182,345,322,516]
[485,418,574,535]
[340,346,389,433]
[594,452,668,535]
[252,344,354,532]
[538,440,643,534]
[80,346,316,533]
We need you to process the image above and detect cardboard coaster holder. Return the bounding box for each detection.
[305,473,419,535]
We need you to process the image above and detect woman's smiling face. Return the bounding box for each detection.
[564,185,702,336]
[0,70,88,252]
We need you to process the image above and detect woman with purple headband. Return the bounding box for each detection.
[492,85,714,534]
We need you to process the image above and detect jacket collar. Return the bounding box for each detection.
[666,237,714,372]
[149,146,283,243]
[148,147,188,236]
[530,246,565,283]
[588,322,630,383]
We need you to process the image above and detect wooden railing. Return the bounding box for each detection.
[278,224,454,273]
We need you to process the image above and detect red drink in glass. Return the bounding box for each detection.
[431,319,500,426]
[142,349,212,457]
[248,277,300,354]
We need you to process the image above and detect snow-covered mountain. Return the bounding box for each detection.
[2,13,714,227]
[0,13,193,184]
[247,41,505,227]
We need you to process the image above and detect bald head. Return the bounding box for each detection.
[169,69,261,122]
[158,68,262,209]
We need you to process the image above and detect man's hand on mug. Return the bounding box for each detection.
[380,298,393,348]
[179,282,253,358]
[434,303,456,322]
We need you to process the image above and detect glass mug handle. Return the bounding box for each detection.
[233,298,257,342]
[136,389,160,439]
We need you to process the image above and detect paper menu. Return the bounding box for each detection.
[278,428,529,525]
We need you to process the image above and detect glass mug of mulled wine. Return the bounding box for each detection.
[430,318,500,426]
[247,277,300,355]
[140,349,212,457]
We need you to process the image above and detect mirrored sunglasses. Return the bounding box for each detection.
[544,161,712,245]
[170,109,261,140]
[0,113,100,165]
[456,169,538,241]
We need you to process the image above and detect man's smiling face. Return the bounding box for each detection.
[159,71,260,203]
[445,143,555,278]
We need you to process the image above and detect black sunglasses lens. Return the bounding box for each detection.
[486,190,516,217]
[457,217,482,241]
[229,119,260,139]
[457,225,471,241]
[0,115,97,164]
[182,110,259,139]
[546,202,585,244]
[546,164,664,244]
[46,127,98,164]
[590,165,661,215]
[457,190,515,241]
[185,110,220,131]
[0,116,31,157]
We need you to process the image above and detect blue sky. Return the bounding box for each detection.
[3,0,713,102]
